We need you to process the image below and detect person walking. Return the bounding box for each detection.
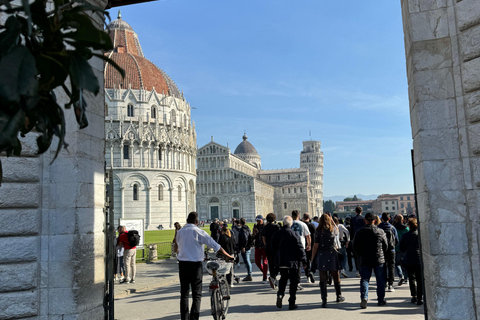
[238,218,253,281]
[172,222,182,256]
[311,214,345,308]
[262,212,281,289]
[231,219,241,269]
[351,206,366,277]
[353,212,388,309]
[115,226,125,282]
[217,225,238,287]
[290,210,311,289]
[252,215,269,283]
[377,212,399,292]
[303,213,317,283]
[118,225,137,284]
[271,216,307,310]
[210,218,220,242]
[176,212,233,320]
[333,217,350,278]
[400,218,423,305]
[344,217,355,272]
[393,214,409,286]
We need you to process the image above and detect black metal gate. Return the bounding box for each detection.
[104,169,115,319]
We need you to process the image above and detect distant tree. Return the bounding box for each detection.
[344,195,363,202]
[323,200,335,213]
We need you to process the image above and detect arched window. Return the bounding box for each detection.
[158,185,163,201]
[133,184,139,200]
[171,109,176,125]
[294,188,296,193]
[151,106,156,119]
[123,144,129,159]
[105,103,108,116]
[178,186,182,201]
[300,187,302,193]
[127,104,134,117]
[284,202,287,209]
[288,188,290,194]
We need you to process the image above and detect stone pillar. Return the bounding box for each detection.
[169,188,174,229]
[402,0,480,319]
[147,186,152,229]
[120,186,125,219]
[0,2,108,318]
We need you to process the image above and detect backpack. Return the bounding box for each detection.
[384,226,397,251]
[127,230,140,247]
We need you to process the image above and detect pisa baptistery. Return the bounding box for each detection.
[104,12,197,229]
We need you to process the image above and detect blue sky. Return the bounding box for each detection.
[109,0,414,197]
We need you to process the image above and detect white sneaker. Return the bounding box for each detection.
[230,283,235,288]
[387,285,395,292]
[262,280,268,284]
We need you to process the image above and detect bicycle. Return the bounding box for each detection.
[206,258,233,320]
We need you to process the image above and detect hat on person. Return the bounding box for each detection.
[255,215,264,221]
[364,213,375,221]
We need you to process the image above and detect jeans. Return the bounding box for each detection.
[123,249,136,281]
[395,251,408,280]
[339,247,347,271]
[241,249,252,275]
[254,248,268,280]
[405,264,423,301]
[278,267,299,307]
[384,251,395,286]
[266,250,278,279]
[179,261,203,320]
[360,264,386,302]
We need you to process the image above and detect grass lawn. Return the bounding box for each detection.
[137,223,257,262]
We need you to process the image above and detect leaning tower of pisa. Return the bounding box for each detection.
[300,140,324,215]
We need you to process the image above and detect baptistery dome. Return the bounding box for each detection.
[104,12,197,231]
[104,12,182,98]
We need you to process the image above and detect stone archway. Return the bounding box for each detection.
[1,1,479,319]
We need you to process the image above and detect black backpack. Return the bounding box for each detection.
[127,230,140,247]
[384,226,397,251]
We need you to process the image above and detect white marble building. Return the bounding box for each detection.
[104,14,196,229]
[196,135,323,221]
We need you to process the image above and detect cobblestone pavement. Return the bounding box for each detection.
[114,258,425,320]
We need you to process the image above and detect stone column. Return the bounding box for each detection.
[120,186,125,219]
[401,0,480,319]
[169,188,173,229]
[147,186,152,230]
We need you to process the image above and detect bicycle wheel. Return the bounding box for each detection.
[210,289,222,320]
[219,279,230,318]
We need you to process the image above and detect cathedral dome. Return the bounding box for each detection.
[234,134,259,155]
[104,12,182,98]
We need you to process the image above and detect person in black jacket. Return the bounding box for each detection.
[353,212,388,309]
[262,212,281,289]
[210,219,219,242]
[399,218,423,305]
[271,216,306,311]
[238,218,253,281]
[218,225,238,286]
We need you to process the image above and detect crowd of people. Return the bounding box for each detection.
[117,208,423,320]
[203,207,423,312]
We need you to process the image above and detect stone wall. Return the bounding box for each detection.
[0,1,108,318]
[401,0,480,319]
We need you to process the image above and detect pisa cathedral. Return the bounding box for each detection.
[104,14,197,229]
[196,135,324,221]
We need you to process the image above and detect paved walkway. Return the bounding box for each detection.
[114,258,426,320]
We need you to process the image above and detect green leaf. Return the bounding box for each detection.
[0,108,25,154]
[74,89,88,129]
[69,53,99,94]
[0,16,22,57]
[0,46,38,103]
